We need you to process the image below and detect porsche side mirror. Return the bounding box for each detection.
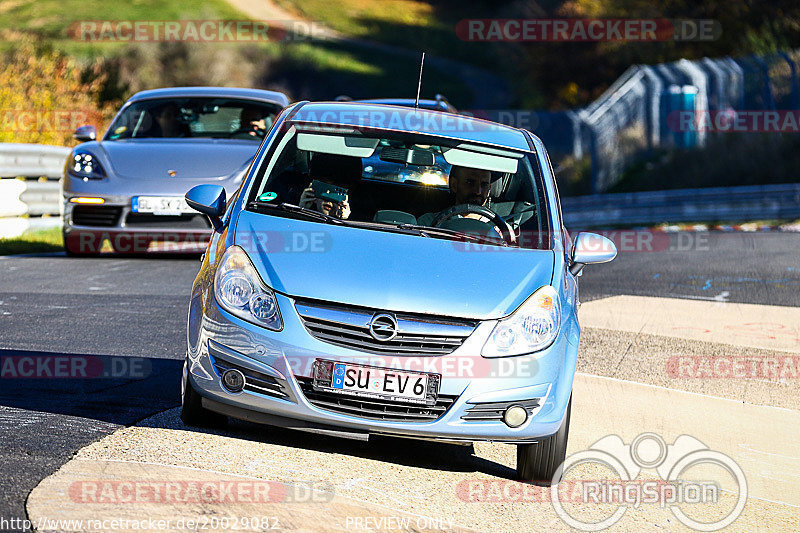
[73,125,97,142]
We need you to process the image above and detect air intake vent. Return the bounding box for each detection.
[71,206,122,227]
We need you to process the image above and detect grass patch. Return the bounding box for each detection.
[269,39,470,103]
[0,0,244,39]
[274,0,501,67]
[0,0,473,106]
[0,226,64,255]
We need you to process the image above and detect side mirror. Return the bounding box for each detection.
[186,184,226,231]
[570,232,617,275]
[73,125,97,142]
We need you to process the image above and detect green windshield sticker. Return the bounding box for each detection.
[259,192,277,202]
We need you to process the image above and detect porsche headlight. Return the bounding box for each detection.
[214,245,282,330]
[482,286,560,357]
[68,151,107,180]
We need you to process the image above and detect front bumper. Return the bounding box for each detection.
[186,291,579,444]
[63,196,212,253]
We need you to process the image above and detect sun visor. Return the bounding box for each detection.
[442,147,520,173]
[297,133,378,157]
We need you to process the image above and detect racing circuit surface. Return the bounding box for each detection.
[1,231,799,532]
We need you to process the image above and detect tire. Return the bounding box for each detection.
[180,377,228,428]
[516,395,571,485]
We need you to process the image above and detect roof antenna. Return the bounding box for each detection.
[414,52,425,110]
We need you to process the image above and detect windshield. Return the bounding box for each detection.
[246,127,551,249]
[105,97,282,140]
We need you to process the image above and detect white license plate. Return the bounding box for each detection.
[315,361,432,404]
[132,196,194,215]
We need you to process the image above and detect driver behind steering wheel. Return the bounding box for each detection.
[418,165,492,226]
[238,105,267,137]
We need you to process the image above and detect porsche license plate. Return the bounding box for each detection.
[132,196,194,215]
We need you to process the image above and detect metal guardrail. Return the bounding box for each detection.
[562,183,800,228]
[0,143,70,179]
[0,143,68,218]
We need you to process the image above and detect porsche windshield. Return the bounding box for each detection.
[106,97,282,140]
[248,128,551,250]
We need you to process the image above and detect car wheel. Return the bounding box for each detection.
[180,377,228,428]
[516,395,571,485]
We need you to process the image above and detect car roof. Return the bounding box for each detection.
[288,101,532,152]
[127,87,290,107]
[357,98,455,112]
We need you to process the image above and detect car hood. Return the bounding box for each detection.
[98,139,259,180]
[234,211,555,320]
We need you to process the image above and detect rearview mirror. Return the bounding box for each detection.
[73,125,96,142]
[186,184,226,231]
[379,146,436,166]
[570,232,617,275]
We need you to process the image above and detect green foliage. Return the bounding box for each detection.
[0,36,117,145]
[0,226,64,256]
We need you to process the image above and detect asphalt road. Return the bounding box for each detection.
[0,256,199,531]
[579,231,800,306]
[0,231,798,531]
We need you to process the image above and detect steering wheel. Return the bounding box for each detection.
[430,204,517,245]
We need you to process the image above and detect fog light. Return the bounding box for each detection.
[503,405,528,428]
[221,369,245,393]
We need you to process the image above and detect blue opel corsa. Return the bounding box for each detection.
[181,101,616,483]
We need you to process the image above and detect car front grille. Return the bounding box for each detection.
[294,299,478,356]
[125,213,211,229]
[71,206,122,227]
[209,351,291,401]
[461,398,542,421]
[295,376,458,422]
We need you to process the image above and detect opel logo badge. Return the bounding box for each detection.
[368,313,398,341]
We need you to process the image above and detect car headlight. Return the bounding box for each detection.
[481,285,560,357]
[214,245,282,331]
[68,151,107,179]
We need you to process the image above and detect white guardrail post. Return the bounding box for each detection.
[0,143,69,218]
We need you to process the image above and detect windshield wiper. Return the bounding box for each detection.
[246,201,343,225]
[397,224,509,246]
